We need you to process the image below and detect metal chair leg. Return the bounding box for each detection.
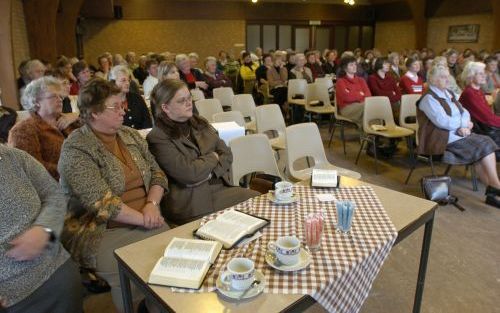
[444,164,452,175]
[328,123,337,148]
[405,165,416,184]
[355,138,365,165]
[340,123,346,156]
[470,165,478,191]
[373,137,379,175]
[429,156,436,176]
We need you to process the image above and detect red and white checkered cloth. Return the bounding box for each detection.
[175,185,397,313]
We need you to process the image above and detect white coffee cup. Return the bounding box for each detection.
[268,235,301,266]
[274,181,294,201]
[220,258,255,291]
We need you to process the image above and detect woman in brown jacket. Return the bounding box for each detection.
[147,79,259,225]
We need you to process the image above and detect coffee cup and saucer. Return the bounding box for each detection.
[267,181,298,205]
[216,257,265,300]
[265,236,311,272]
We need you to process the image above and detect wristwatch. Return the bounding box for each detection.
[42,227,56,243]
[146,200,160,208]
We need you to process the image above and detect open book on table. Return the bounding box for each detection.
[148,237,222,289]
[311,168,340,188]
[194,210,269,249]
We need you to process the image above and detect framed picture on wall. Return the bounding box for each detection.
[447,24,480,43]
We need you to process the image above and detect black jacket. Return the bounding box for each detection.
[124,92,153,130]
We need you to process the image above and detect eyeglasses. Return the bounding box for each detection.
[174,96,192,106]
[39,94,63,101]
[105,104,126,112]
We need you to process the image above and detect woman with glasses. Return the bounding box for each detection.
[147,79,259,225]
[8,76,81,180]
[110,65,152,130]
[57,78,169,313]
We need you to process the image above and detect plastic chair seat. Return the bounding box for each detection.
[291,163,362,181]
[306,105,335,114]
[269,135,286,150]
[365,126,414,138]
[245,120,257,132]
[289,99,306,106]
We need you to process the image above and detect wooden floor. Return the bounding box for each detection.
[84,124,500,313]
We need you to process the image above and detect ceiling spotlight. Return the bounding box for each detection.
[343,0,355,4]
[251,0,258,3]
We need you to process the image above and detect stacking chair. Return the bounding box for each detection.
[255,104,286,151]
[229,134,282,186]
[287,79,307,122]
[304,83,335,122]
[328,97,360,155]
[232,94,257,133]
[213,87,234,109]
[285,123,361,181]
[258,82,274,104]
[355,96,415,174]
[190,88,205,102]
[194,99,223,122]
[314,77,334,92]
[399,94,420,131]
[212,111,246,128]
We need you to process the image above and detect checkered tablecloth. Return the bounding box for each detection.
[175,185,397,313]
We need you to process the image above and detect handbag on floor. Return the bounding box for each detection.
[420,175,466,211]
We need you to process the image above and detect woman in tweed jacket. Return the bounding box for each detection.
[58,78,169,313]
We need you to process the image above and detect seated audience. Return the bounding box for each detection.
[16,60,30,91]
[239,51,259,94]
[53,73,77,114]
[431,56,462,96]
[189,52,203,73]
[256,53,272,87]
[446,48,461,79]
[387,52,403,83]
[289,53,313,83]
[133,55,148,85]
[58,78,169,312]
[482,56,500,113]
[176,54,208,93]
[400,57,424,94]
[305,51,325,80]
[142,58,159,100]
[94,53,111,80]
[110,65,152,130]
[417,65,500,208]
[203,56,232,98]
[368,57,402,120]
[70,61,91,96]
[54,56,76,84]
[157,62,180,81]
[20,59,46,101]
[0,144,83,313]
[335,56,372,127]
[0,107,17,143]
[421,57,434,83]
[147,79,259,225]
[216,50,228,72]
[267,51,288,112]
[125,51,138,71]
[459,61,500,157]
[9,77,80,180]
[286,52,296,72]
[322,50,339,77]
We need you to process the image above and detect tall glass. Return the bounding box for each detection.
[304,213,324,252]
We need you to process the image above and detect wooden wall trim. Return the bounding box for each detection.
[492,0,500,50]
[56,0,86,58]
[95,0,375,22]
[24,0,59,63]
[0,0,19,109]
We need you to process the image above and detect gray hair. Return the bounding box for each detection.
[21,76,61,111]
[204,56,217,69]
[388,52,400,63]
[25,59,46,80]
[188,52,199,60]
[109,65,130,81]
[427,65,450,86]
[431,56,447,67]
[175,54,189,67]
[461,61,485,86]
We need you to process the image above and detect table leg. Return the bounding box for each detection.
[412,212,435,313]
[118,263,134,313]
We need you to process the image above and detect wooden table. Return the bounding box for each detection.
[115,177,437,313]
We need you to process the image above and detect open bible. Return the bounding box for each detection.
[195,210,269,249]
[148,237,222,289]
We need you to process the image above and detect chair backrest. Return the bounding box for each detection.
[400,94,420,128]
[305,83,333,111]
[190,88,205,102]
[16,110,31,122]
[287,79,307,102]
[213,87,234,108]
[232,94,256,121]
[285,122,330,179]
[229,134,281,185]
[363,96,396,131]
[194,99,223,122]
[314,77,334,91]
[213,111,246,127]
[68,95,79,113]
[255,104,286,136]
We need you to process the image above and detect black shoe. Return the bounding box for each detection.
[485,185,500,196]
[81,269,111,294]
[485,195,500,209]
[137,299,149,313]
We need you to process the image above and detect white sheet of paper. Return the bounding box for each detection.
[211,122,245,145]
[315,193,336,202]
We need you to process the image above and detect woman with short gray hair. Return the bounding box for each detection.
[203,56,232,97]
[9,76,81,180]
[417,65,500,208]
[176,53,208,93]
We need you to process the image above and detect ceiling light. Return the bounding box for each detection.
[344,0,355,5]
[251,0,258,3]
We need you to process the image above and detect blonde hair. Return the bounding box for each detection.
[427,65,450,86]
[461,61,485,86]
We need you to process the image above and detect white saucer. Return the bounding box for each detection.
[265,248,311,272]
[267,193,299,205]
[216,270,265,300]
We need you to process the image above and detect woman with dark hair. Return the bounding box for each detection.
[147,79,259,225]
[267,51,288,112]
[239,51,259,94]
[368,57,402,119]
[335,56,371,126]
[70,61,91,96]
[58,78,169,312]
[400,57,424,94]
[322,50,338,76]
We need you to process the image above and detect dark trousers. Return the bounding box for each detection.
[5,259,83,313]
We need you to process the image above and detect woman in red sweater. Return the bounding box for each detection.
[368,57,402,120]
[335,56,371,127]
[459,61,500,157]
[400,57,424,94]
